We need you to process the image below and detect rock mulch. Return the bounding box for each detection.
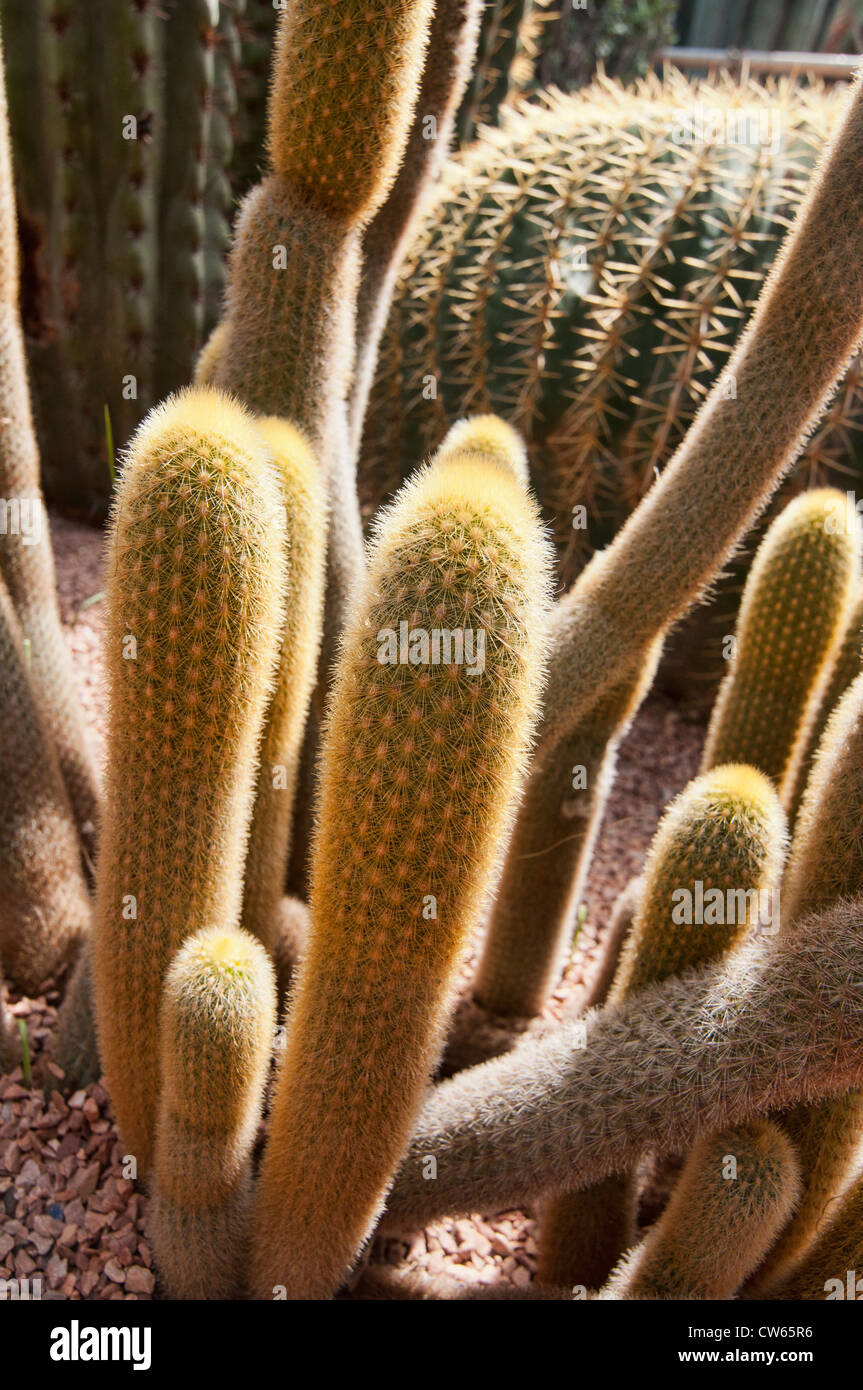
[0,515,706,1299]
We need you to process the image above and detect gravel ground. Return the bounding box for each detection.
[0,514,707,1300]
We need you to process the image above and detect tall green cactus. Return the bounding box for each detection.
[251,444,553,1300]
[148,925,276,1299]
[598,1122,801,1300]
[455,0,549,146]
[0,0,237,515]
[92,388,286,1178]
[702,489,861,804]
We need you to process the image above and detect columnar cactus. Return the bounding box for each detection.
[538,765,786,1289]
[702,489,861,804]
[598,1122,801,1300]
[92,388,286,1177]
[0,25,99,853]
[148,925,276,1300]
[382,898,863,1231]
[0,578,91,994]
[770,1170,863,1301]
[239,418,326,954]
[251,444,553,1299]
[789,581,863,820]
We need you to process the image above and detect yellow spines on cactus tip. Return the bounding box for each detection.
[267,0,435,227]
[93,387,286,1178]
[240,418,326,954]
[702,488,861,805]
[610,765,787,1000]
[149,926,276,1300]
[434,414,530,487]
[251,446,554,1299]
[598,1121,801,1300]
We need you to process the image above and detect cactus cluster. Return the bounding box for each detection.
[5,0,863,1309]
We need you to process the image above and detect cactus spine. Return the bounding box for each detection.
[539,765,786,1290]
[239,419,326,954]
[382,898,863,1232]
[251,445,553,1299]
[0,577,91,994]
[92,389,285,1177]
[702,489,861,803]
[598,1122,801,1300]
[148,926,276,1300]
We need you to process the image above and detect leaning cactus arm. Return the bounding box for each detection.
[381,899,863,1231]
[251,447,553,1301]
[537,72,863,763]
[0,24,99,856]
[701,489,861,805]
[473,639,664,1019]
[149,926,276,1300]
[598,1122,801,1301]
[239,419,326,954]
[0,577,91,995]
[769,1169,863,1300]
[349,0,483,455]
[92,388,285,1179]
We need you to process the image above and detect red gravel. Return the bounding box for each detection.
[0,514,706,1299]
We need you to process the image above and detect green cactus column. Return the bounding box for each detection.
[92,388,286,1179]
[251,443,553,1300]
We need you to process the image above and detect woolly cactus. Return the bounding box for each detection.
[598,1122,801,1300]
[251,446,553,1299]
[382,898,863,1231]
[702,489,861,804]
[0,578,91,994]
[239,418,326,954]
[92,388,286,1177]
[771,1170,863,1301]
[148,925,276,1300]
[539,765,786,1289]
[611,766,785,996]
[789,581,863,820]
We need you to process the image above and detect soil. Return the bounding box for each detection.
[0,514,707,1299]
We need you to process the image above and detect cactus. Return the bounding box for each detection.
[272,894,310,1017]
[538,766,786,1289]
[348,0,483,458]
[0,21,99,853]
[382,898,863,1232]
[598,1122,801,1300]
[239,418,326,954]
[251,445,553,1300]
[361,75,858,556]
[52,944,100,1088]
[0,577,91,994]
[701,489,861,804]
[0,0,238,515]
[455,0,550,146]
[770,1169,863,1301]
[473,640,664,1018]
[92,388,285,1177]
[148,925,276,1300]
[0,962,17,1074]
[745,674,863,1293]
[788,581,863,821]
